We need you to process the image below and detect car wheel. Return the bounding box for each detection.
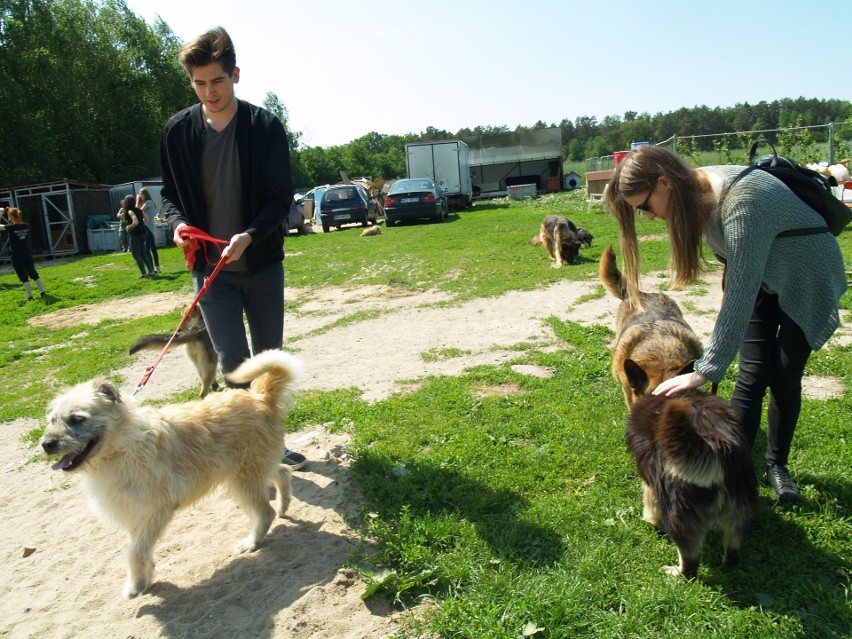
[361,214,368,227]
[385,217,394,227]
[322,222,330,233]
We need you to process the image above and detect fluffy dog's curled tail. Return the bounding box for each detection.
[599,245,628,300]
[655,398,724,488]
[225,350,302,414]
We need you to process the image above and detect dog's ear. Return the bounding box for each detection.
[96,381,123,403]
[624,359,649,396]
[678,359,697,375]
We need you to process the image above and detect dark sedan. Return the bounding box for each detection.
[384,178,448,226]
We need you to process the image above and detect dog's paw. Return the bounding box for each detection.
[234,536,259,554]
[661,565,682,578]
[662,565,696,579]
[641,513,661,528]
[124,578,148,599]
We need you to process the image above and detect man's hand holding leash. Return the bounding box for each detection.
[174,223,251,264]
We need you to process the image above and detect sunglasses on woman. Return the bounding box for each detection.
[635,182,657,216]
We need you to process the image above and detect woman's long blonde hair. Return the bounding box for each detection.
[603,145,715,303]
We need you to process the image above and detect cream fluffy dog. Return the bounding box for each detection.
[40,350,301,598]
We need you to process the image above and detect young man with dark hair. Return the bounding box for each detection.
[160,26,305,470]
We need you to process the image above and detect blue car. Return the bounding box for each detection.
[384,178,448,226]
[318,184,376,233]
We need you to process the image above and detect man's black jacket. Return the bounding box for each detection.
[160,99,293,272]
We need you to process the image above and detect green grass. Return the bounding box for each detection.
[3,192,850,638]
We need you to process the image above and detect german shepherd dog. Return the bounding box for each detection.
[130,306,219,398]
[41,350,301,598]
[576,227,594,249]
[599,245,703,407]
[626,390,758,578]
[529,215,582,267]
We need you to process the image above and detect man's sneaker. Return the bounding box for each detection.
[766,465,799,504]
[282,448,307,471]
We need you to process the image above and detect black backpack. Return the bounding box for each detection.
[732,138,851,237]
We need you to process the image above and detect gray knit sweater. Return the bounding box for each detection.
[694,165,847,383]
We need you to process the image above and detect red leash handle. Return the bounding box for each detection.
[131,226,230,397]
[177,225,230,270]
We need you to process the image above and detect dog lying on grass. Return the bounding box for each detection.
[626,390,758,578]
[529,214,582,267]
[599,245,703,407]
[41,349,301,598]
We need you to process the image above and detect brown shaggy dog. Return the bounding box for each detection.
[41,350,300,598]
[626,390,758,578]
[129,305,219,399]
[529,214,582,268]
[599,245,703,407]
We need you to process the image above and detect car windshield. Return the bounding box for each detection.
[325,187,360,202]
[390,180,433,194]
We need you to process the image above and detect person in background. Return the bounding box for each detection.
[605,145,846,505]
[116,206,130,252]
[120,195,156,279]
[137,188,160,274]
[0,207,47,300]
[159,26,305,470]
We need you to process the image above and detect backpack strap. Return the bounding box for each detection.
[776,226,832,237]
[748,139,776,165]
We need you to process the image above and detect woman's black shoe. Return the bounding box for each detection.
[765,465,799,504]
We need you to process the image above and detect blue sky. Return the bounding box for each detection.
[123,0,847,148]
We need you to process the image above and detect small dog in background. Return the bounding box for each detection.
[529,214,582,267]
[599,245,703,407]
[130,305,219,398]
[41,350,301,598]
[576,227,594,248]
[626,390,758,578]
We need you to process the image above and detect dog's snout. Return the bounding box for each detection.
[42,439,59,454]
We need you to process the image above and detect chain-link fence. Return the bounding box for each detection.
[671,122,852,167]
[587,122,852,172]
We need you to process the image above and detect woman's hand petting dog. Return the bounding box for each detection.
[653,370,708,396]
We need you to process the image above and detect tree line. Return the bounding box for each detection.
[1,0,195,186]
[3,0,851,191]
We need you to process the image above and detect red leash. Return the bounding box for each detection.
[131,226,229,397]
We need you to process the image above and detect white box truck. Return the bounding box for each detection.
[405,140,473,208]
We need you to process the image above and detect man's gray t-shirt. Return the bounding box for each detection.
[202,116,246,272]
